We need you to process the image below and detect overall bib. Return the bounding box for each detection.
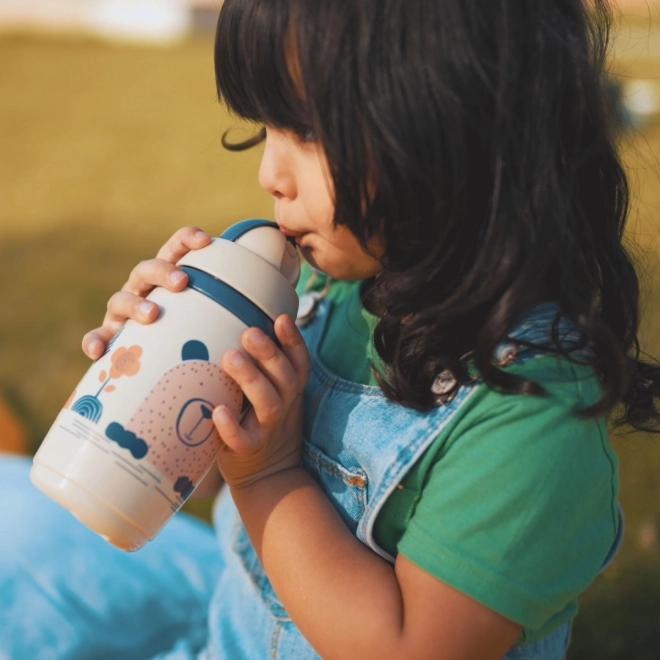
[203,299,622,659]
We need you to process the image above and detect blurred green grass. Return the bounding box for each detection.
[0,25,659,659]
[0,33,272,444]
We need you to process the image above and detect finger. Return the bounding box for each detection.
[123,258,189,297]
[222,349,284,427]
[241,328,299,406]
[104,290,160,326]
[155,226,211,263]
[213,405,257,455]
[274,315,311,391]
[82,326,120,360]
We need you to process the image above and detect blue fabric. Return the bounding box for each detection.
[504,622,571,660]
[0,455,221,660]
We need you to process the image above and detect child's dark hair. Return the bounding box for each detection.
[214,0,660,431]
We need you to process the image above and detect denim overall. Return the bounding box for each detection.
[204,299,621,660]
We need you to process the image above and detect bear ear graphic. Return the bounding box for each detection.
[181,340,209,362]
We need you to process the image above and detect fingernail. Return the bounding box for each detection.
[89,340,102,356]
[229,351,245,367]
[281,315,296,335]
[170,270,186,285]
[195,230,209,240]
[249,328,266,344]
[139,302,154,317]
[214,406,230,423]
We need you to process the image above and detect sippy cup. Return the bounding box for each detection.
[31,219,300,551]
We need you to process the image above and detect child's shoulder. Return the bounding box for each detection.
[438,353,614,503]
[457,353,606,445]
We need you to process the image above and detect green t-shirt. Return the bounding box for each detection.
[296,264,619,643]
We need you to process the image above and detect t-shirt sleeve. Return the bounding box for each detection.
[396,389,619,631]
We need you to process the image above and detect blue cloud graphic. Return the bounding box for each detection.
[105,422,149,459]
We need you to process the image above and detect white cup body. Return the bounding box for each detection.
[31,225,299,551]
[33,286,257,550]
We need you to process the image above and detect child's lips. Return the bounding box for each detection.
[278,225,306,243]
[278,224,300,236]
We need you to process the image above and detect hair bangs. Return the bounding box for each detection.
[214,0,311,133]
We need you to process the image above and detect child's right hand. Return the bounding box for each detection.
[81,226,212,360]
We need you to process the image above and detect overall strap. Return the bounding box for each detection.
[298,298,332,354]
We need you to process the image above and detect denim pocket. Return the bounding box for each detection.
[230,519,290,620]
[302,441,368,534]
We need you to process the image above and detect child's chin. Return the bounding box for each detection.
[299,247,325,273]
[301,247,382,281]
[300,251,338,278]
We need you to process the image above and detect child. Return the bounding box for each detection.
[2,0,659,658]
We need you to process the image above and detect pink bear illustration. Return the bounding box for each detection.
[107,340,244,499]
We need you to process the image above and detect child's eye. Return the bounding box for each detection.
[295,127,317,143]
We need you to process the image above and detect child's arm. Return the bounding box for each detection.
[232,469,521,660]
[216,320,522,660]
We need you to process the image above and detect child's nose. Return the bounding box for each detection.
[258,132,295,200]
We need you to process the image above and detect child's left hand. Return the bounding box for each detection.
[213,315,310,489]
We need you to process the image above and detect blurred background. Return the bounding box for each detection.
[0,1,659,658]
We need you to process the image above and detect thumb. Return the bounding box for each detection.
[213,405,257,455]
